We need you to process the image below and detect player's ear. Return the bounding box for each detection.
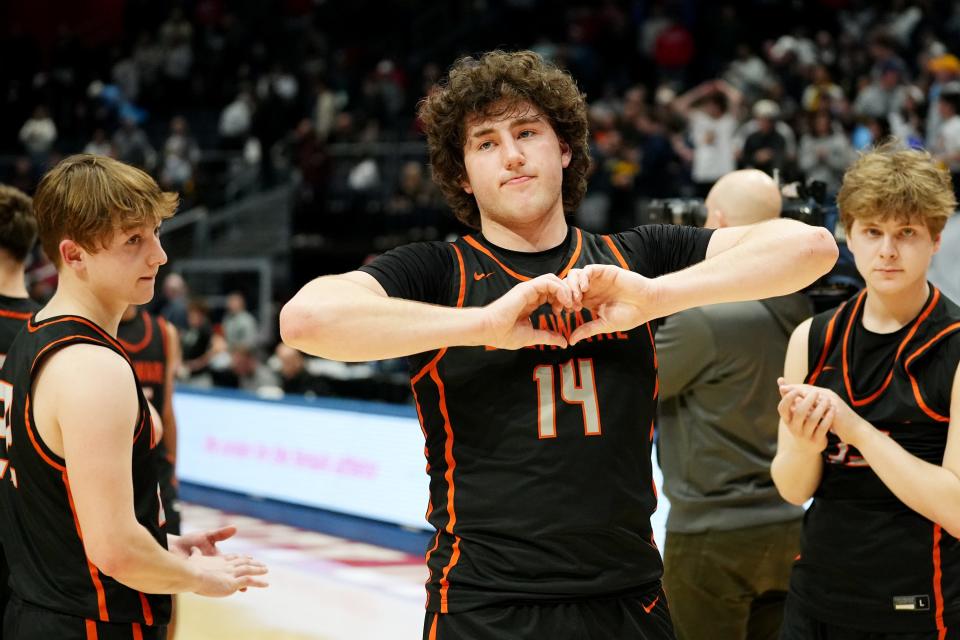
[461,173,474,195]
[559,140,572,169]
[59,239,86,272]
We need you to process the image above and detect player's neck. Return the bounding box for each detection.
[861,279,931,333]
[36,280,126,337]
[0,263,29,298]
[479,207,568,252]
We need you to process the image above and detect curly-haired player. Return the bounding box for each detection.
[282,50,837,639]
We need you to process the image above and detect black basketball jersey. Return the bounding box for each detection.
[791,286,960,634]
[409,228,667,613]
[0,315,171,627]
[117,310,169,415]
[0,294,39,365]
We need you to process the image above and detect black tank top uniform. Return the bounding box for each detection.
[117,310,179,536]
[406,229,669,614]
[793,286,960,635]
[0,315,171,631]
[0,295,40,363]
[117,311,169,416]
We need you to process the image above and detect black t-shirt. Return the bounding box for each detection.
[360,224,712,305]
[360,224,713,613]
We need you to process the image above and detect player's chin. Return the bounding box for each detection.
[132,278,157,303]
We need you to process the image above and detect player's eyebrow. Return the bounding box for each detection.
[468,115,544,140]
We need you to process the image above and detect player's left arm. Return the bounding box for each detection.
[161,320,180,466]
[782,362,960,538]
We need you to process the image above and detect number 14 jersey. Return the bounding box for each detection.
[361,225,712,613]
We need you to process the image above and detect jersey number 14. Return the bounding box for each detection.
[533,359,602,438]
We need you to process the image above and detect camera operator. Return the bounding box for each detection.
[656,169,811,640]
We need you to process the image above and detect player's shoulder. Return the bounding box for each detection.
[37,342,132,391]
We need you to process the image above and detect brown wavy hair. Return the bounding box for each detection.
[0,184,37,262]
[838,140,955,237]
[417,50,590,229]
[34,154,178,267]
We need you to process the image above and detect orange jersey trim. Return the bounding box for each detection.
[428,612,439,640]
[0,308,33,320]
[63,472,110,622]
[557,228,583,278]
[24,395,65,472]
[808,302,846,385]
[904,321,960,423]
[451,244,466,308]
[28,316,131,365]
[410,243,467,386]
[602,234,629,269]
[429,365,461,613]
[138,591,154,625]
[117,310,153,353]
[933,524,947,639]
[463,229,584,282]
[132,622,143,640]
[85,619,98,640]
[463,236,529,281]
[841,289,938,406]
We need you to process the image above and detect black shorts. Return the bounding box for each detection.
[423,589,674,640]
[780,596,956,640]
[3,598,166,640]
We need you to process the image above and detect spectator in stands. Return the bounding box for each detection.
[274,343,330,397]
[740,100,795,178]
[19,106,57,167]
[671,79,743,196]
[160,116,200,195]
[83,128,114,157]
[219,90,255,151]
[159,272,189,329]
[112,116,156,171]
[801,64,846,115]
[853,59,910,119]
[925,53,960,148]
[932,82,960,198]
[212,345,278,392]
[222,291,259,350]
[798,111,854,198]
[180,298,218,378]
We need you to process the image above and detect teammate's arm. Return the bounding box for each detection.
[771,318,828,505]
[280,271,572,361]
[40,345,267,595]
[811,361,960,538]
[161,321,180,466]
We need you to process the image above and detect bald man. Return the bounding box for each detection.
[655,170,813,640]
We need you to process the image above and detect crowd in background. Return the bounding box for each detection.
[4,0,960,402]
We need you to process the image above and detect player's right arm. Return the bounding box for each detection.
[280,270,572,361]
[34,344,268,596]
[770,318,832,505]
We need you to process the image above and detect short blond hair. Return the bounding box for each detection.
[838,142,956,237]
[33,155,178,267]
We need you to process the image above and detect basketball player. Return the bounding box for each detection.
[0,185,40,366]
[772,144,960,638]
[117,304,182,637]
[280,50,838,639]
[0,155,268,640]
[0,184,41,638]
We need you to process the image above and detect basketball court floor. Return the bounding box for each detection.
[175,460,669,640]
